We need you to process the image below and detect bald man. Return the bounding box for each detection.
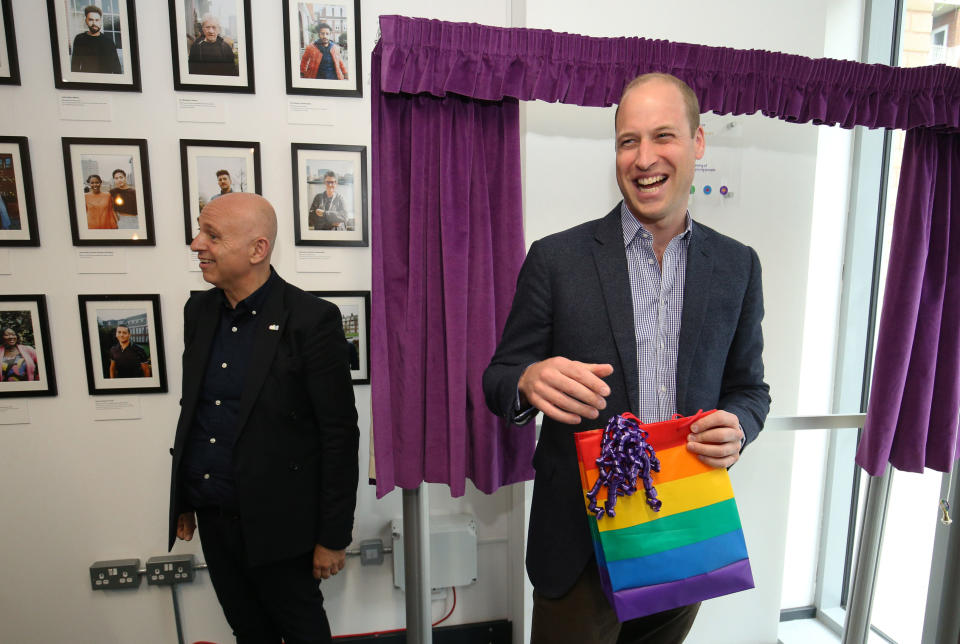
[167,194,359,643]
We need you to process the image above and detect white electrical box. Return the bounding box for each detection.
[391,513,478,590]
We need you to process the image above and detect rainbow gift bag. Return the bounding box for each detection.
[574,410,754,621]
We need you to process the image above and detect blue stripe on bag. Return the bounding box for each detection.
[605,529,749,591]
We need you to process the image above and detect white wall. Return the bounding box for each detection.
[0,0,853,642]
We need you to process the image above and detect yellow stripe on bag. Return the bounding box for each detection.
[582,445,715,499]
[591,469,735,533]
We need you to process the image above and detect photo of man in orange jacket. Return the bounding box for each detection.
[299,22,347,80]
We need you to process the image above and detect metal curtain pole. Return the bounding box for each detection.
[403,484,432,643]
[841,465,894,644]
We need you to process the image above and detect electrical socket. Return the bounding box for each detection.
[359,538,384,566]
[145,554,195,586]
[90,559,141,590]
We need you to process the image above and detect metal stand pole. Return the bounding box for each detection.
[170,584,185,644]
[403,484,432,644]
[842,465,893,644]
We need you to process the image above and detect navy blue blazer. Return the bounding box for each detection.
[483,205,770,598]
[167,274,360,567]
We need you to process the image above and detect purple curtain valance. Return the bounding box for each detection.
[378,15,960,131]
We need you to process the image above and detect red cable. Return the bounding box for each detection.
[332,587,457,639]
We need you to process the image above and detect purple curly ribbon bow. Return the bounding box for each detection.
[586,414,661,520]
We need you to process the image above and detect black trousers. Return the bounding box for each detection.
[196,509,332,644]
[531,559,700,644]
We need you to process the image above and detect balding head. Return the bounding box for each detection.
[191,193,278,306]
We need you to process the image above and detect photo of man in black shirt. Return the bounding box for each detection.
[70,5,121,74]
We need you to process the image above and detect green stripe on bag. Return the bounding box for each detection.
[598,498,743,562]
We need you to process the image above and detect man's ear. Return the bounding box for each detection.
[250,237,271,264]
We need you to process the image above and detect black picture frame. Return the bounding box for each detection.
[283,0,362,98]
[292,143,368,247]
[0,136,39,247]
[0,0,21,85]
[310,291,370,384]
[180,139,262,244]
[46,0,142,92]
[78,294,167,395]
[0,295,57,398]
[167,0,255,94]
[62,137,155,246]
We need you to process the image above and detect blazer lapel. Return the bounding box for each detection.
[592,206,640,414]
[676,224,715,413]
[235,281,289,434]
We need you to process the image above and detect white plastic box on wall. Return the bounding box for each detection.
[391,514,478,590]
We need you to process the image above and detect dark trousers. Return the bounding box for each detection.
[196,509,332,644]
[531,559,700,644]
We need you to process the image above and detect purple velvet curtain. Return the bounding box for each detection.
[371,15,960,497]
[370,39,534,498]
[856,129,960,475]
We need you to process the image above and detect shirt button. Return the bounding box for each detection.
[215,399,221,406]
[203,473,210,480]
[209,437,216,444]
[660,386,667,393]
[231,326,238,333]
[647,258,654,265]
[221,362,228,368]
[252,310,257,316]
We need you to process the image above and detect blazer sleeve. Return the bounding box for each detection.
[483,240,554,421]
[299,303,360,550]
[718,246,770,448]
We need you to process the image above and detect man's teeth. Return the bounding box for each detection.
[636,175,666,192]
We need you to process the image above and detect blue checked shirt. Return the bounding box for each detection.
[621,203,690,423]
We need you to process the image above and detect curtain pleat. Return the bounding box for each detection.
[371,41,534,498]
[378,15,960,131]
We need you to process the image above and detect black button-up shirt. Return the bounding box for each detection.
[181,271,278,510]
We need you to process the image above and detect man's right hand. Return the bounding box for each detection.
[176,512,196,541]
[518,357,613,424]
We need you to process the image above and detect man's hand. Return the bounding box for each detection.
[176,512,196,541]
[312,544,346,580]
[686,410,745,468]
[518,357,613,425]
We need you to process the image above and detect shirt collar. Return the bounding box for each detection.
[620,202,693,247]
[219,267,278,315]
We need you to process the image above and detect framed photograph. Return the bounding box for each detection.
[167,0,254,93]
[0,295,57,398]
[62,137,155,246]
[78,294,167,395]
[45,0,141,91]
[311,291,369,384]
[0,0,21,85]
[283,0,361,97]
[0,137,39,247]
[180,139,261,243]
[292,143,367,246]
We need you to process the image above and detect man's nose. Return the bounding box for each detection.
[634,140,656,170]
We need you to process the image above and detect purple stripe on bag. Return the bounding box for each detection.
[603,558,755,622]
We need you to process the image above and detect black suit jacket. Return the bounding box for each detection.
[483,205,770,598]
[168,274,360,567]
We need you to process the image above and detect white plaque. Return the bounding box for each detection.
[187,249,201,272]
[93,397,142,421]
[0,401,29,425]
[59,94,113,121]
[0,250,10,274]
[287,100,335,126]
[76,249,126,274]
[177,97,227,123]
[295,249,344,273]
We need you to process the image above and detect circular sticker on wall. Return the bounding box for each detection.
[703,185,712,195]
[719,186,729,195]
[690,185,696,194]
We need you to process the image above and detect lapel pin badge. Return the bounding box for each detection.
[268,324,280,331]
